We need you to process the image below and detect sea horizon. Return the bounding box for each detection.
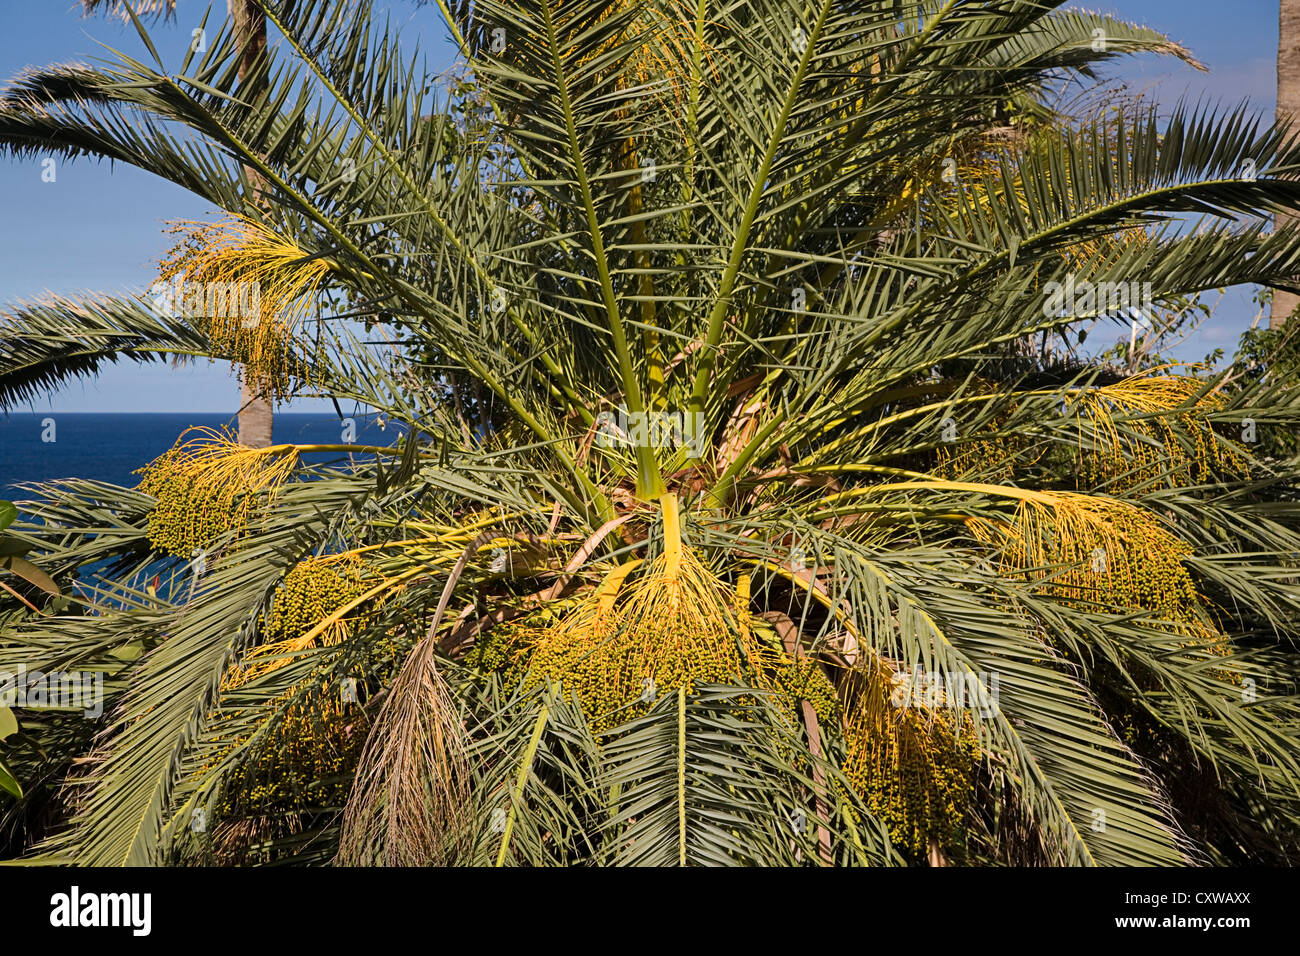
[0,412,401,495]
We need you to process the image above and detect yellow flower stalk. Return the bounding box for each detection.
[210,553,399,818]
[522,495,769,730]
[219,554,380,690]
[970,490,1232,663]
[157,215,330,396]
[214,685,370,816]
[570,0,717,113]
[1072,371,1248,488]
[937,370,1246,489]
[1063,228,1154,275]
[136,426,299,556]
[841,654,981,859]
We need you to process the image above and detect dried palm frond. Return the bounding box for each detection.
[335,646,469,865]
[335,538,483,866]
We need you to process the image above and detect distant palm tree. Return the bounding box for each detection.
[81,0,274,445]
[1277,0,1300,327]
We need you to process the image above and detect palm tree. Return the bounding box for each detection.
[1278,0,1300,327]
[79,0,275,446]
[3,0,1300,866]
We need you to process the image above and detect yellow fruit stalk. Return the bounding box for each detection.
[841,654,981,859]
[136,427,299,557]
[156,215,330,397]
[522,494,764,730]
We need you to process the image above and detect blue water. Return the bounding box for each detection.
[0,413,403,497]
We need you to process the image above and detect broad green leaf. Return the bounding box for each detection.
[0,537,32,558]
[0,757,20,799]
[0,555,58,597]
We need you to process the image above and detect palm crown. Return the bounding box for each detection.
[2,0,1300,866]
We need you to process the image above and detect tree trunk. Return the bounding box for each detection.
[238,377,274,447]
[1274,0,1300,327]
[231,0,274,445]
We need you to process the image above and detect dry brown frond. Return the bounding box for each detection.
[335,642,471,866]
[335,536,487,865]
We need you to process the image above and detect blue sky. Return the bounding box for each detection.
[0,0,1283,412]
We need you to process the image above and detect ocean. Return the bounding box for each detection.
[0,413,402,498]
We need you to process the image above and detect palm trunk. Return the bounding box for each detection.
[1274,0,1300,327]
[238,377,274,447]
[231,0,274,445]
